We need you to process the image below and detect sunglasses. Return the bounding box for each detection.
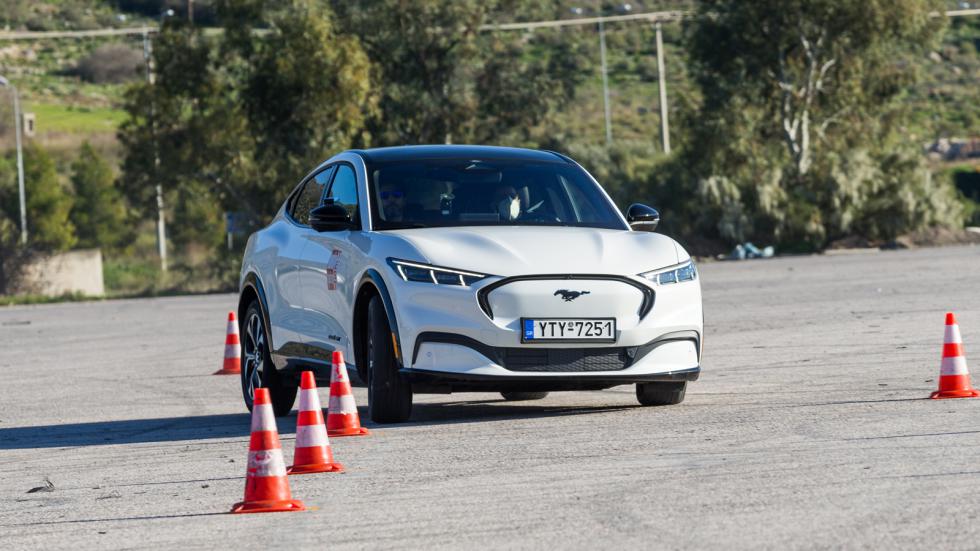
[381,191,405,199]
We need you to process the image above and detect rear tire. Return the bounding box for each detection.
[500,391,549,401]
[366,295,412,423]
[636,382,687,406]
[241,300,297,417]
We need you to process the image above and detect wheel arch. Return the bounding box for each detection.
[239,272,274,354]
[353,269,404,381]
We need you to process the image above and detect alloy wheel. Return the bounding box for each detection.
[242,311,265,405]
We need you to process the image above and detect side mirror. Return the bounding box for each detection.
[310,200,353,232]
[626,203,660,231]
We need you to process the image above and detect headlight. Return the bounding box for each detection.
[639,260,697,286]
[387,258,489,286]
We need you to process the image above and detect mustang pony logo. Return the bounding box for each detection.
[554,289,591,302]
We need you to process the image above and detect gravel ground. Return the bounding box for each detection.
[1,244,979,550]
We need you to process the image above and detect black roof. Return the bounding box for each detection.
[352,145,571,164]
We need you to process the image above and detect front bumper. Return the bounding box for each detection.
[389,271,703,386]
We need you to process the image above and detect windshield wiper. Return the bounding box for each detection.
[379,222,429,230]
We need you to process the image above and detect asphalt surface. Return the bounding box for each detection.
[2,244,980,550]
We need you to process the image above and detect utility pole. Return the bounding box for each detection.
[188,0,194,24]
[142,29,168,271]
[12,84,25,244]
[598,19,613,146]
[655,22,670,154]
[0,75,26,244]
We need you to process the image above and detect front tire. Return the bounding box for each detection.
[636,381,687,406]
[366,295,412,423]
[500,391,549,401]
[241,301,297,417]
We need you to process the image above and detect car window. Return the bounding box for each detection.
[562,174,603,223]
[366,159,627,231]
[314,166,335,190]
[327,164,359,226]
[289,167,334,225]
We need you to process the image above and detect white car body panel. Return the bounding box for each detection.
[240,146,703,390]
[391,226,682,277]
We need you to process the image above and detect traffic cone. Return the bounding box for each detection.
[214,311,241,375]
[231,388,305,514]
[930,312,980,399]
[327,351,370,437]
[288,371,344,474]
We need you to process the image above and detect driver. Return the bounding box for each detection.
[492,184,521,221]
[380,181,407,221]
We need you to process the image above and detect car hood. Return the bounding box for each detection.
[386,226,685,277]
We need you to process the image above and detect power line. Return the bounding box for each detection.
[478,8,980,32]
[0,26,234,41]
[0,8,976,41]
[0,26,156,40]
[479,10,688,32]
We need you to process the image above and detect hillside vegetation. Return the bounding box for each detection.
[0,1,977,297]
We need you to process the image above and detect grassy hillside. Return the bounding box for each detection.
[26,102,126,133]
[0,1,975,298]
[0,2,975,172]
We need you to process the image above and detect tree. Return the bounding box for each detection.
[1,0,31,29]
[232,0,375,197]
[677,0,961,248]
[691,0,943,177]
[0,144,77,252]
[331,0,590,146]
[0,143,78,293]
[70,143,129,250]
[118,0,375,234]
[0,155,29,293]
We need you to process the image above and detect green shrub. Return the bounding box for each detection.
[102,257,162,295]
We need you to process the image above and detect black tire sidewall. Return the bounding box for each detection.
[636,381,687,406]
[367,295,412,422]
[241,300,297,417]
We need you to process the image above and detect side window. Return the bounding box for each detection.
[314,167,335,193]
[327,164,359,226]
[290,167,334,225]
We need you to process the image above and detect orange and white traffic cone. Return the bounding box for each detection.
[214,311,241,375]
[231,388,305,513]
[288,371,344,474]
[930,312,980,399]
[327,351,370,437]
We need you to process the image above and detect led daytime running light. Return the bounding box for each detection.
[388,259,487,287]
[640,261,697,286]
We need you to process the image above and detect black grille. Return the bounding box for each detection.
[500,347,630,372]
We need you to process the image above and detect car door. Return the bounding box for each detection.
[299,163,362,361]
[274,167,333,354]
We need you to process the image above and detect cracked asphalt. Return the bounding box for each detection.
[1,244,979,549]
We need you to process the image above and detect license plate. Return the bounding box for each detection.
[521,318,617,343]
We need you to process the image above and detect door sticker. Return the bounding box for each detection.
[327,249,343,290]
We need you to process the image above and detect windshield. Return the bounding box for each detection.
[367,159,628,231]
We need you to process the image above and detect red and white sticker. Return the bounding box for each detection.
[326,249,342,290]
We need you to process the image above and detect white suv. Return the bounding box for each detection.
[238,145,703,422]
